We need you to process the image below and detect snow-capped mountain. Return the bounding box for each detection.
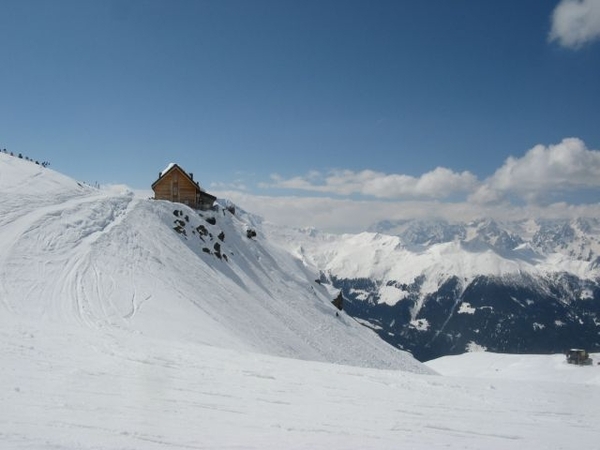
[370,217,600,261]
[265,217,600,361]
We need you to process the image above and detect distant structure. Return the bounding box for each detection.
[152,163,216,210]
[565,348,593,365]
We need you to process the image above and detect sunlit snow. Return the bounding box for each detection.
[2,153,600,449]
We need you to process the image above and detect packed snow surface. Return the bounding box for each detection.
[2,153,600,448]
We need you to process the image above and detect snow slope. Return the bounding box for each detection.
[0,153,425,371]
[427,351,600,384]
[3,153,600,449]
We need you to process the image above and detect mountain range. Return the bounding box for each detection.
[265,216,600,361]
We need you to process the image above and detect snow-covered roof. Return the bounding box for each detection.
[160,162,177,177]
[157,162,209,192]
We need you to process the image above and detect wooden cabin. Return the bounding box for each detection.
[151,163,216,210]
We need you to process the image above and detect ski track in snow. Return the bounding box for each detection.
[0,189,136,325]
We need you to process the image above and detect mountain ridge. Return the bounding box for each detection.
[0,152,429,373]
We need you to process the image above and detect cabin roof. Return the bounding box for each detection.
[151,163,203,191]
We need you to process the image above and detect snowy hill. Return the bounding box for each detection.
[0,152,427,372]
[264,217,600,360]
[3,153,600,449]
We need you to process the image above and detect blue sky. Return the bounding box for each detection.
[2,0,600,232]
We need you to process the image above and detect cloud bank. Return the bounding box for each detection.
[549,0,600,48]
[265,167,477,200]
[214,138,600,233]
[266,138,600,205]
[471,138,600,204]
[216,190,600,235]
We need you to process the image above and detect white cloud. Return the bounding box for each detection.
[265,167,477,200]
[549,0,600,48]
[213,189,600,234]
[267,139,600,208]
[471,138,600,204]
[211,181,249,191]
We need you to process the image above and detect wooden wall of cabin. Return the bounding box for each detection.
[153,169,199,208]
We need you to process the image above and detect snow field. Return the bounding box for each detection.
[427,350,600,385]
[4,317,600,449]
